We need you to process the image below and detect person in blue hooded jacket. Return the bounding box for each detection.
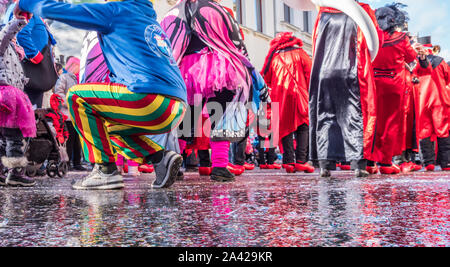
[14,0,187,190]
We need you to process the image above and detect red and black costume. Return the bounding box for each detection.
[416,55,450,169]
[371,31,417,165]
[309,3,382,170]
[261,32,312,169]
[403,62,420,156]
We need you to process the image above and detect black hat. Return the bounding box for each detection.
[418,36,432,45]
[375,2,409,33]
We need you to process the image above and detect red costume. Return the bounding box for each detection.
[403,65,419,152]
[415,56,450,141]
[261,32,311,143]
[371,31,417,164]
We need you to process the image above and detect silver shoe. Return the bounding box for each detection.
[355,169,370,178]
[72,165,124,190]
[152,151,183,189]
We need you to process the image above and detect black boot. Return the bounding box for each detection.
[6,167,36,187]
[320,168,331,178]
[211,167,235,182]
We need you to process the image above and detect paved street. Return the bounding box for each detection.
[0,169,448,247]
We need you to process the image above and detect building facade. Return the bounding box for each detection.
[21,0,316,69]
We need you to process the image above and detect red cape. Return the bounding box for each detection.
[371,31,417,164]
[415,58,450,141]
[262,33,311,142]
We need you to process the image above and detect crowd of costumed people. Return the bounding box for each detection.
[0,0,448,190]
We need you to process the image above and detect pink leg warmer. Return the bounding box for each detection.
[210,141,230,168]
[128,160,139,167]
[116,154,124,166]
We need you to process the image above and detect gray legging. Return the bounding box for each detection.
[0,128,25,166]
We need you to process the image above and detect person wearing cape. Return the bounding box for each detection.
[161,0,269,182]
[261,32,314,174]
[282,0,383,178]
[14,0,187,190]
[399,60,422,172]
[370,3,418,175]
[415,45,450,171]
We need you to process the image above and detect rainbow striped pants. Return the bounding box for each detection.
[67,83,185,164]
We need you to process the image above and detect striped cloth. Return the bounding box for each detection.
[67,83,185,164]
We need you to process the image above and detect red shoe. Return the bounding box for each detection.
[266,164,275,169]
[260,164,268,170]
[295,162,315,173]
[243,163,255,170]
[233,164,245,173]
[284,164,296,173]
[227,164,244,176]
[340,164,351,171]
[400,162,414,173]
[138,164,154,173]
[443,167,450,171]
[379,165,401,175]
[123,164,128,174]
[410,163,422,171]
[199,167,212,176]
[270,163,282,169]
[366,165,379,174]
[425,164,435,172]
[282,164,294,171]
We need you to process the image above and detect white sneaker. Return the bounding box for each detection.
[128,166,141,177]
[72,165,124,190]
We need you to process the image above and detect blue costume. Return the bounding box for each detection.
[19,0,186,101]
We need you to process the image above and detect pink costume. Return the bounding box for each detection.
[162,0,255,168]
[0,19,36,138]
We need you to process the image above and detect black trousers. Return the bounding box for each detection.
[421,133,450,168]
[232,137,247,166]
[198,150,211,167]
[258,136,276,165]
[281,124,309,164]
[24,89,44,108]
[437,135,450,168]
[66,121,82,166]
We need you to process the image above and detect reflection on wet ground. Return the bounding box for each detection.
[0,170,448,247]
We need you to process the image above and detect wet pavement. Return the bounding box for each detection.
[0,169,448,247]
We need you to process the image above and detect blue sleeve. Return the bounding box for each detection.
[251,69,264,109]
[17,16,40,59]
[19,0,116,34]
